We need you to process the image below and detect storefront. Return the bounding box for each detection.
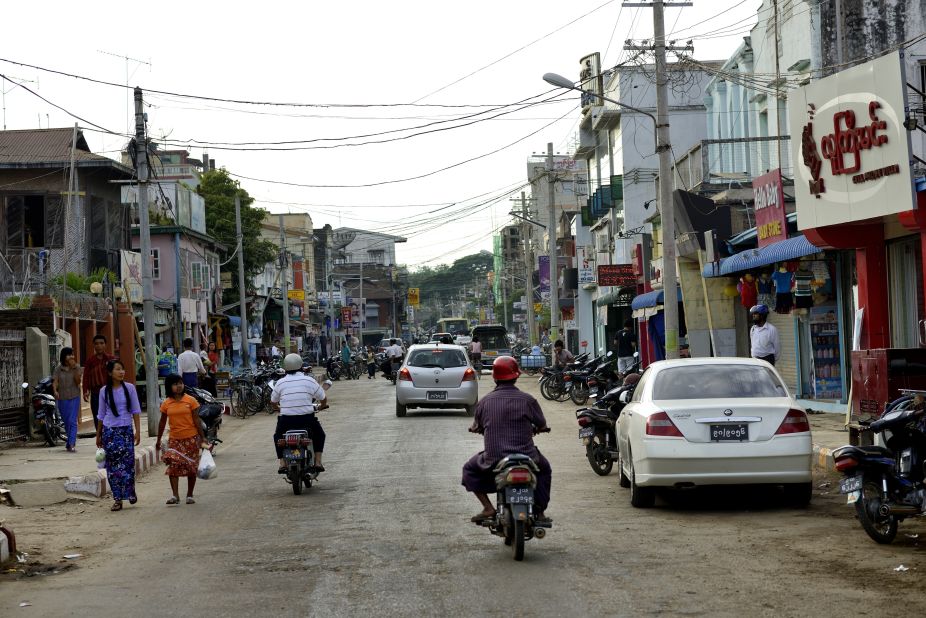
[630,288,685,363]
[593,286,634,356]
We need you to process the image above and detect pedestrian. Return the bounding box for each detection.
[341,340,352,374]
[270,341,282,359]
[52,347,82,452]
[178,337,206,388]
[613,319,638,374]
[552,339,574,369]
[156,374,207,505]
[469,336,482,379]
[82,334,115,427]
[366,345,376,379]
[749,304,779,366]
[201,341,219,397]
[95,360,141,512]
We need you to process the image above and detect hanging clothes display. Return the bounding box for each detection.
[739,274,758,308]
[771,268,793,313]
[757,272,774,308]
[793,266,815,309]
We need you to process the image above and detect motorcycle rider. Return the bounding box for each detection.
[462,356,552,523]
[385,338,404,378]
[272,353,329,474]
[552,339,574,369]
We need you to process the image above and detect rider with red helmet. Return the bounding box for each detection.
[461,356,552,523]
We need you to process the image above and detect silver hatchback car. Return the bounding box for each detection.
[395,344,479,417]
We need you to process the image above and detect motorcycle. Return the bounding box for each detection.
[473,428,553,561]
[574,371,640,476]
[323,356,345,381]
[23,379,65,446]
[834,388,926,544]
[183,384,224,451]
[276,401,328,495]
[539,352,590,402]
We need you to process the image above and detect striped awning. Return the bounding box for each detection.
[702,234,823,278]
[630,287,683,310]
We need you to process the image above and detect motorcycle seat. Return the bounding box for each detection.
[832,445,892,460]
[493,454,539,473]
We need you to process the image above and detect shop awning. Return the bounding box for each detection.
[630,287,683,310]
[702,234,823,278]
[595,286,634,307]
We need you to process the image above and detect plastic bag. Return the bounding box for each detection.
[95,448,106,463]
[197,448,217,480]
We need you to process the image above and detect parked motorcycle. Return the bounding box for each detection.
[834,388,926,544]
[23,379,65,446]
[575,369,640,476]
[473,429,553,561]
[183,384,224,451]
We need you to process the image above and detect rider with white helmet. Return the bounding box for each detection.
[271,353,329,474]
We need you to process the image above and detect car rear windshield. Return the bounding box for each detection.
[652,364,787,400]
[407,349,468,369]
[474,330,508,350]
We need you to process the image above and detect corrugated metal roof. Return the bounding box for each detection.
[0,128,131,172]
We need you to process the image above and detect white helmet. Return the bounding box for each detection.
[283,353,303,372]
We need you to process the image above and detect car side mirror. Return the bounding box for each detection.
[619,391,631,404]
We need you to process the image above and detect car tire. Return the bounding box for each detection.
[464,404,475,416]
[783,482,812,507]
[395,400,407,417]
[629,452,655,508]
[617,450,631,488]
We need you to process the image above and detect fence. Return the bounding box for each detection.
[0,329,27,442]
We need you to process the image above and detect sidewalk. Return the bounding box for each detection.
[808,411,852,475]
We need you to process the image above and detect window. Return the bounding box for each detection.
[4,195,64,249]
[368,249,385,265]
[652,365,786,400]
[191,261,205,293]
[630,368,650,403]
[407,349,468,369]
[150,249,160,280]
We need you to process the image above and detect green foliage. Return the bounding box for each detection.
[197,169,278,305]
[408,251,493,306]
[4,295,31,309]
[49,268,115,292]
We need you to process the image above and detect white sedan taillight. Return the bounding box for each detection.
[775,409,810,435]
[645,411,683,437]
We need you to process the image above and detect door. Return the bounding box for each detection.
[888,238,924,348]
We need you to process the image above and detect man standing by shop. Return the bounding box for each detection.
[749,304,779,366]
[178,338,206,388]
[613,319,638,374]
[82,334,115,427]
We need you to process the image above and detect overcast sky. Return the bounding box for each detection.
[0,0,761,267]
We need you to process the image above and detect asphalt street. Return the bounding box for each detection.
[1,374,924,617]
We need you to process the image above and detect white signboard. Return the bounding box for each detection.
[788,51,915,230]
[577,245,596,284]
[120,250,143,304]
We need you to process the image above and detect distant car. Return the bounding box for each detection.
[377,339,406,355]
[428,332,454,344]
[615,357,812,508]
[395,343,478,417]
[470,325,510,370]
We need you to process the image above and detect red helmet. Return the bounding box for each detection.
[492,356,521,381]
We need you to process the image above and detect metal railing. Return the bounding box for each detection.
[673,136,792,189]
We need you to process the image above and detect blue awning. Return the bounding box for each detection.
[630,287,683,310]
[702,234,823,278]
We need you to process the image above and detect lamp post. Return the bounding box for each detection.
[542,72,678,359]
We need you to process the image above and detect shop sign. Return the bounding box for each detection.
[512,313,526,322]
[120,250,143,304]
[287,289,305,301]
[788,50,915,230]
[534,302,543,314]
[752,169,788,248]
[579,52,603,113]
[340,307,352,324]
[538,256,550,300]
[597,264,635,287]
[407,288,420,307]
[577,245,596,284]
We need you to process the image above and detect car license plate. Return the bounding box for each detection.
[839,475,862,494]
[505,487,533,504]
[426,391,447,401]
[579,426,596,439]
[710,424,748,441]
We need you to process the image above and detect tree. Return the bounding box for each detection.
[197,169,277,306]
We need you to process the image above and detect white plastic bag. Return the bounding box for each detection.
[197,448,217,480]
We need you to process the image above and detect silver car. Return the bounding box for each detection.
[395,344,479,417]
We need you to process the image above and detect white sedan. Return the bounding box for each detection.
[615,357,812,508]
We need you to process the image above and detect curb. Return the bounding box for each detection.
[0,524,14,565]
[813,444,836,474]
[63,445,161,499]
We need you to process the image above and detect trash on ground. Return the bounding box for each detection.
[19,602,32,607]
[818,481,831,488]
[894,564,909,572]
[62,554,82,560]
[906,534,919,539]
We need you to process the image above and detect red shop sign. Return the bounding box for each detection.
[597,264,636,287]
[752,169,788,248]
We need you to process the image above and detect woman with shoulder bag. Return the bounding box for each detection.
[53,347,83,451]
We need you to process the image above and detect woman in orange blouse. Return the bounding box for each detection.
[156,374,206,505]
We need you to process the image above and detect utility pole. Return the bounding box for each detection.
[278,214,290,354]
[521,192,536,345]
[358,259,364,347]
[235,195,248,368]
[546,142,559,342]
[773,0,783,171]
[501,268,508,331]
[623,0,690,360]
[134,87,160,436]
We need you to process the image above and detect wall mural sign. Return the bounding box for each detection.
[752,169,788,248]
[788,50,915,229]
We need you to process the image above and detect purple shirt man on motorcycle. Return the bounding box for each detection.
[462,356,552,523]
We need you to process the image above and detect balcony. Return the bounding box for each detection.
[673,136,792,191]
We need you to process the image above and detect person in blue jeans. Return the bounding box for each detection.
[53,347,83,452]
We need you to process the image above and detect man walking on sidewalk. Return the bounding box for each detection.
[178,338,206,388]
[83,334,115,427]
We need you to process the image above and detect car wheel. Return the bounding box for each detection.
[395,400,407,417]
[783,482,812,508]
[629,451,655,508]
[617,450,631,488]
[464,404,475,416]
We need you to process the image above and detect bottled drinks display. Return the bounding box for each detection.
[809,305,842,400]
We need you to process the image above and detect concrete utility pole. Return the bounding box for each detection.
[278,214,290,354]
[134,87,160,436]
[521,192,536,345]
[546,142,559,342]
[235,195,248,368]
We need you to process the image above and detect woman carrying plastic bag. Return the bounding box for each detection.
[156,374,207,505]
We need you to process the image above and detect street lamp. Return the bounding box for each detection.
[542,72,679,359]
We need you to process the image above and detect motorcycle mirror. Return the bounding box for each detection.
[606,351,614,358]
[633,351,640,359]
[619,390,631,403]
[21,382,29,389]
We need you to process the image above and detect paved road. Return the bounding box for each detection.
[2,375,924,617]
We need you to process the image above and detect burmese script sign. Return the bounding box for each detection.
[788,50,915,229]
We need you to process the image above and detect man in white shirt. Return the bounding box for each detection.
[178,338,206,388]
[384,338,404,378]
[271,353,329,474]
[270,342,281,359]
[749,304,779,366]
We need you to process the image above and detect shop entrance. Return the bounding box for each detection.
[887,237,925,348]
